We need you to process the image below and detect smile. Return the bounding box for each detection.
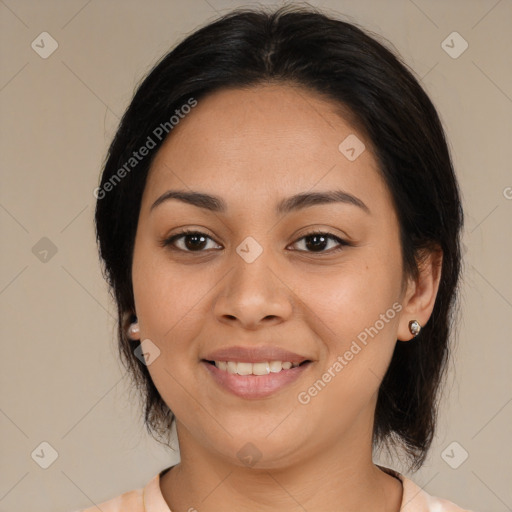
[209,360,304,375]
[202,359,312,399]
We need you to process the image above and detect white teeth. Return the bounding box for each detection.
[213,360,302,375]
[236,362,253,376]
[269,360,283,373]
[252,362,270,375]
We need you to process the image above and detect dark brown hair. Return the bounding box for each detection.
[95,4,463,472]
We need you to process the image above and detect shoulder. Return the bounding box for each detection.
[72,470,170,512]
[75,487,143,512]
[400,474,474,512]
[71,481,145,512]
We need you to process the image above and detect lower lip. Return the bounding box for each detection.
[202,361,312,399]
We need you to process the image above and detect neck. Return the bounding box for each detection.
[159,420,403,511]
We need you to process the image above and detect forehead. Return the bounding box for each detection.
[143,84,389,211]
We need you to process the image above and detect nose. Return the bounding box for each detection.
[213,247,293,330]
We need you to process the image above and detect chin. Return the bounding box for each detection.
[207,431,307,471]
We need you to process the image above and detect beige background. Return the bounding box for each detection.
[1,0,511,511]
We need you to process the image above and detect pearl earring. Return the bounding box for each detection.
[408,320,421,337]
[128,321,139,339]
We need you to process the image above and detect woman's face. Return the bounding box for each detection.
[131,84,413,467]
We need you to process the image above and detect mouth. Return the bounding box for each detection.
[201,359,313,399]
[202,359,311,376]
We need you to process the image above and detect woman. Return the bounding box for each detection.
[82,5,472,511]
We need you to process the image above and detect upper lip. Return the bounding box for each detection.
[202,346,310,364]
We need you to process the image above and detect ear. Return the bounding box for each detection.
[397,247,443,341]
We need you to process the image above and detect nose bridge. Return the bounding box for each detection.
[213,234,293,326]
[233,237,274,292]
[231,235,279,302]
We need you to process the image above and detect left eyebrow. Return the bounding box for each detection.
[276,190,370,215]
[149,189,370,215]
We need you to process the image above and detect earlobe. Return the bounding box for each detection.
[124,311,140,341]
[397,248,443,341]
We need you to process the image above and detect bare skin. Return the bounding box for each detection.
[130,83,442,511]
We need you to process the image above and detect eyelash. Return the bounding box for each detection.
[160,229,350,254]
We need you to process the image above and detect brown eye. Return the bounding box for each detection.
[161,230,222,252]
[291,232,348,253]
[161,230,348,254]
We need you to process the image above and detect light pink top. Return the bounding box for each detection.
[75,466,474,512]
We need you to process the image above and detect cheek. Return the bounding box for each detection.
[131,255,212,419]
[293,268,401,426]
[132,242,211,339]
[294,254,403,409]
[299,255,402,341]
[131,252,225,422]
